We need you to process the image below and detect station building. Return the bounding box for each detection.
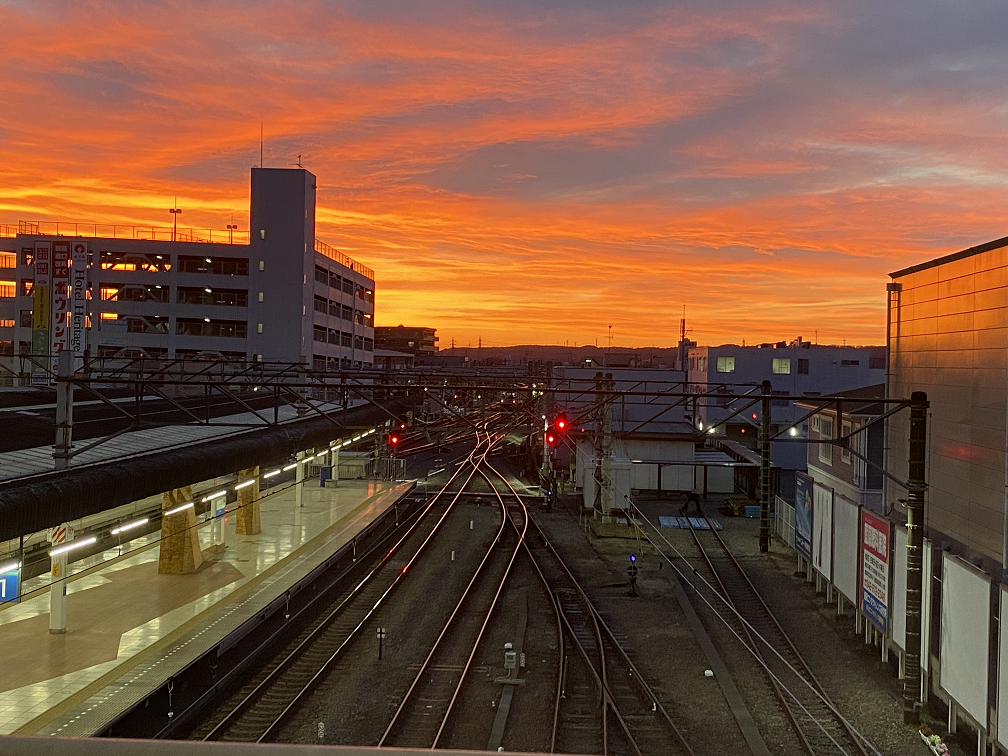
[688,339,886,472]
[0,167,375,381]
[887,235,1008,572]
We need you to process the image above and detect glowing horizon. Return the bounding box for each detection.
[2,1,1007,349]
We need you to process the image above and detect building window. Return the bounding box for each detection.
[772,358,791,374]
[341,304,353,320]
[328,328,340,345]
[258,292,264,302]
[841,359,859,367]
[0,319,14,328]
[342,278,353,295]
[117,315,169,334]
[177,287,247,307]
[354,310,365,326]
[314,265,329,285]
[354,335,364,350]
[341,331,352,347]
[0,253,15,269]
[0,280,15,298]
[176,318,248,338]
[0,341,12,356]
[841,421,852,463]
[329,271,342,289]
[818,417,833,464]
[313,326,327,342]
[177,255,248,276]
[364,337,373,352]
[797,358,809,374]
[771,390,789,407]
[100,251,171,273]
[102,283,170,303]
[21,249,33,266]
[257,323,263,334]
[716,356,735,373]
[20,279,33,297]
[19,310,31,328]
[365,288,374,304]
[329,301,340,317]
[314,296,328,314]
[363,312,372,328]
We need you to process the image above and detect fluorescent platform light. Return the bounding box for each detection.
[50,536,98,557]
[164,502,194,516]
[282,463,297,472]
[263,469,281,478]
[234,480,255,490]
[201,490,227,503]
[111,518,148,535]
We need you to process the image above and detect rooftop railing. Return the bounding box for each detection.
[315,238,374,280]
[10,220,250,245]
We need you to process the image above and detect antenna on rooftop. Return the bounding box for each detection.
[260,122,263,168]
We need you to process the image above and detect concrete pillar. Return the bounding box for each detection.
[235,467,261,535]
[331,447,339,487]
[48,524,73,634]
[158,486,203,574]
[295,452,306,508]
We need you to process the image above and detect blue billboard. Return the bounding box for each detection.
[794,471,814,561]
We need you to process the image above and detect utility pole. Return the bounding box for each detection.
[54,350,73,470]
[903,391,928,723]
[758,380,772,552]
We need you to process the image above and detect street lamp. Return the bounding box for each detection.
[227,224,238,244]
[169,199,182,242]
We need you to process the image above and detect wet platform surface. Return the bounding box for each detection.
[0,477,413,736]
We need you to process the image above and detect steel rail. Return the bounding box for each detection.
[201,429,493,743]
[377,440,523,747]
[514,497,695,756]
[430,464,528,747]
[688,516,868,756]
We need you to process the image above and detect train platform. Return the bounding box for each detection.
[0,476,414,737]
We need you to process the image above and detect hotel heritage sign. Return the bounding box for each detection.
[70,242,88,367]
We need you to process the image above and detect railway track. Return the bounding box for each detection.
[687,517,870,756]
[198,429,498,743]
[378,463,528,748]
[484,465,695,756]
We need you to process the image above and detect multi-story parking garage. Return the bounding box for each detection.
[0,167,375,382]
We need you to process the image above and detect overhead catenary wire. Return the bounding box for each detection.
[558,426,881,756]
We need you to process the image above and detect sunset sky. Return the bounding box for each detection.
[2,1,1007,348]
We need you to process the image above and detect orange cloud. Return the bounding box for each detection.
[2,0,1008,348]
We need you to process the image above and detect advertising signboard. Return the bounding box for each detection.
[70,242,88,368]
[811,482,833,579]
[794,471,813,561]
[31,241,51,384]
[51,240,71,371]
[861,509,890,632]
[0,569,18,603]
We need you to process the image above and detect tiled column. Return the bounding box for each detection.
[235,467,261,535]
[158,486,203,575]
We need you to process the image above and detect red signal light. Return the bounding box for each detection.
[546,432,557,446]
[556,415,567,432]
[390,435,399,445]
[751,413,758,419]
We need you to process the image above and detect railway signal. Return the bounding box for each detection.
[627,554,638,596]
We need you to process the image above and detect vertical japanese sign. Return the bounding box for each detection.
[31,241,51,384]
[70,242,88,369]
[51,241,71,372]
[861,509,890,632]
[794,471,814,561]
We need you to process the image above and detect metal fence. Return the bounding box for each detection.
[774,494,795,549]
